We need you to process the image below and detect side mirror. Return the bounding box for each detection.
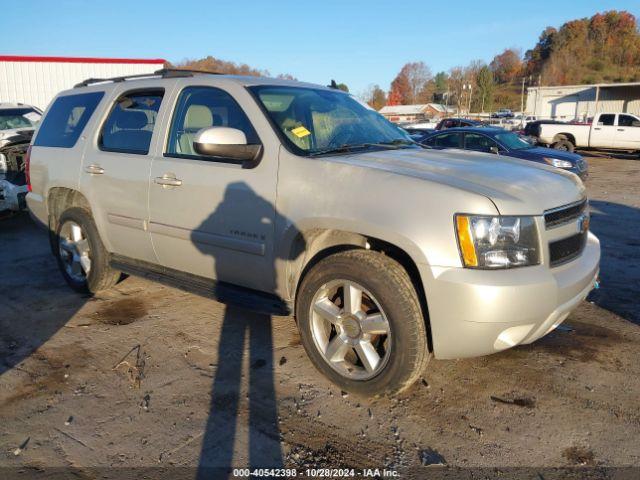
[489,146,500,154]
[193,127,262,164]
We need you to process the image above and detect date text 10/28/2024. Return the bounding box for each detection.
[232,468,399,478]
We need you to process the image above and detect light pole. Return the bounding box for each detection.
[463,84,473,117]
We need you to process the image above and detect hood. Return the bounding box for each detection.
[0,128,34,148]
[328,147,585,215]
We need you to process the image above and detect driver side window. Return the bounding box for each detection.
[166,86,258,158]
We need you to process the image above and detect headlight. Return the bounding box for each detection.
[455,215,540,269]
[543,157,573,168]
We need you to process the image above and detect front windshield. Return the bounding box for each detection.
[250,86,414,155]
[495,132,534,150]
[0,108,41,131]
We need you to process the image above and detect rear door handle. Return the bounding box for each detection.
[617,128,625,131]
[594,127,601,130]
[154,174,182,187]
[85,164,105,175]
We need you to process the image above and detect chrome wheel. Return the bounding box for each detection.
[58,220,91,283]
[310,280,391,380]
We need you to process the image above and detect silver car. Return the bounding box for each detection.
[27,70,600,395]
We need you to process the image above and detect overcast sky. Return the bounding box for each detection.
[4,0,639,94]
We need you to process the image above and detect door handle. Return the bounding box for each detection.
[84,164,105,175]
[154,174,182,187]
[594,127,601,130]
[617,128,625,131]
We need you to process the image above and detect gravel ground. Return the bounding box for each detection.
[0,153,639,479]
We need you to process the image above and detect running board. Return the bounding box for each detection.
[110,254,291,316]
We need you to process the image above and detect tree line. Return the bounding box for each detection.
[361,10,640,112]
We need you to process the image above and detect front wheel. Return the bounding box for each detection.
[296,250,430,396]
[55,207,120,293]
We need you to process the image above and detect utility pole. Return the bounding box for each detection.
[520,77,526,127]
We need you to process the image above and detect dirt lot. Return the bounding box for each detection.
[1,153,639,479]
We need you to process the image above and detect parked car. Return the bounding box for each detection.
[491,108,514,118]
[420,127,588,179]
[435,117,484,130]
[403,126,434,141]
[0,103,42,142]
[27,70,600,395]
[534,112,640,153]
[0,129,32,213]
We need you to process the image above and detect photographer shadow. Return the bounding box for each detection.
[195,182,304,477]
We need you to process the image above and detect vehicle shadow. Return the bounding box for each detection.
[588,200,640,324]
[577,149,639,161]
[195,182,305,478]
[0,212,86,376]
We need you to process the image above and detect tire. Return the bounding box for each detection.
[54,207,120,294]
[553,138,575,152]
[296,249,430,396]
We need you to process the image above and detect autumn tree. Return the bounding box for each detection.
[361,84,387,110]
[171,55,295,79]
[490,48,523,83]
[389,70,411,105]
[524,10,640,85]
[389,62,433,104]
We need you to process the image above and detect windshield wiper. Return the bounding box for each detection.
[309,139,415,157]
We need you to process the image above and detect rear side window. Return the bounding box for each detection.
[33,92,104,148]
[100,90,164,155]
[598,114,615,126]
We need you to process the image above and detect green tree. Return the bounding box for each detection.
[475,66,495,112]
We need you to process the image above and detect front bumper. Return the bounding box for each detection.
[421,231,600,359]
[0,179,28,212]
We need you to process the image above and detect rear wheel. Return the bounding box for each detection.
[553,138,575,152]
[296,249,430,396]
[55,207,120,293]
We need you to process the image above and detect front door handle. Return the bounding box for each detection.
[84,164,105,175]
[617,128,625,131]
[594,127,601,130]
[154,174,183,187]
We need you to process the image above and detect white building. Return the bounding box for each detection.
[378,103,455,124]
[0,55,166,110]
[525,82,640,121]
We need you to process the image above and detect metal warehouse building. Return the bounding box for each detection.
[525,82,640,121]
[0,55,166,110]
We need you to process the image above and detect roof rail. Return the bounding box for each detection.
[73,68,222,88]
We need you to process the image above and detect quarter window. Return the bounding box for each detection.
[33,92,104,148]
[99,90,164,155]
[166,86,258,158]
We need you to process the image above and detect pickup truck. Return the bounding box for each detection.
[27,70,600,395]
[535,112,640,153]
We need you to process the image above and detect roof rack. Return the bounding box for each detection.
[73,68,222,88]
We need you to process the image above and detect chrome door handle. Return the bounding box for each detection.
[154,174,182,187]
[85,164,105,175]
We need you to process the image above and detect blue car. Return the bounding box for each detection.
[418,127,588,179]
